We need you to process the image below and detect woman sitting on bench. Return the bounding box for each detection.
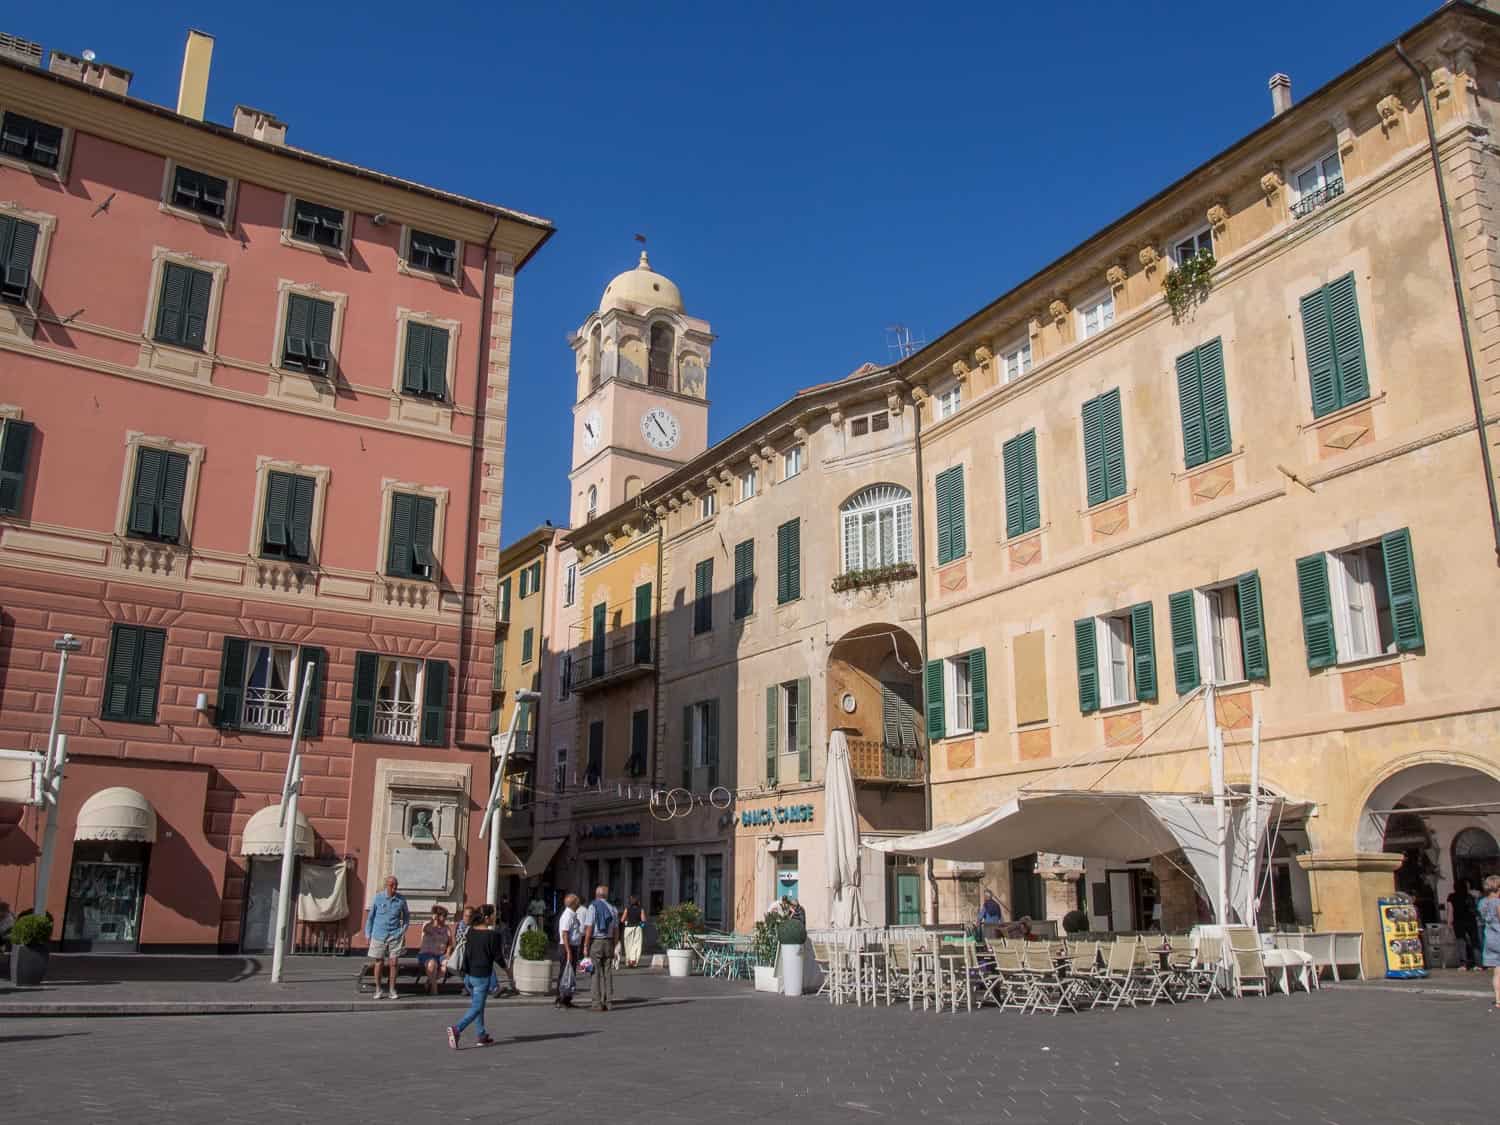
[417,905,454,995]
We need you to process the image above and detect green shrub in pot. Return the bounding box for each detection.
[778,916,807,947]
[655,902,702,951]
[518,929,549,961]
[1062,909,1090,936]
[11,913,53,947]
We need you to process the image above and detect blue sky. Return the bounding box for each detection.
[21,0,1430,539]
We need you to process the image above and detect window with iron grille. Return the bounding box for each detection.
[409,229,457,276]
[0,112,63,169]
[291,199,346,248]
[170,165,229,220]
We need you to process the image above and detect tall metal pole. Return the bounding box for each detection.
[1246,702,1262,927]
[483,690,537,905]
[1204,683,1228,925]
[271,660,317,985]
[33,735,67,921]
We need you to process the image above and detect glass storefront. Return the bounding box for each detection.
[63,843,149,951]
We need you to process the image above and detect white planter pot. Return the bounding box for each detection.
[781,944,805,996]
[512,957,553,995]
[667,948,693,978]
[753,964,779,992]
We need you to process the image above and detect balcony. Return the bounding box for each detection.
[848,738,924,785]
[374,700,419,743]
[496,729,535,760]
[1291,176,1345,219]
[571,630,654,694]
[242,687,292,733]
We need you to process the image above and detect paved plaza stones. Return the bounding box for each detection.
[3,971,1494,1124]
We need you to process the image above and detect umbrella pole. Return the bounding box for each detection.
[1204,684,1228,925]
[1245,702,1262,926]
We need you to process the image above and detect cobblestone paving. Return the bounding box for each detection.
[4,974,1495,1123]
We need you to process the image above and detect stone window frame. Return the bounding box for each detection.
[397,223,465,287]
[271,277,349,379]
[0,199,57,340]
[1076,289,1115,341]
[158,157,239,233]
[279,192,352,260]
[138,247,229,386]
[0,104,74,183]
[376,476,451,582]
[245,455,333,565]
[1171,224,1215,267]
[111,430,208,543]
[1000,336,1032,384]
[390,306,462,405]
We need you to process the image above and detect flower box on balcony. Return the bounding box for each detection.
[831,562,917,594]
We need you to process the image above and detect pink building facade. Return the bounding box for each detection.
[0,38,551,950]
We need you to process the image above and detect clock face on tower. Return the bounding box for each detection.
[581,410,603,450]
[640,407,681,451]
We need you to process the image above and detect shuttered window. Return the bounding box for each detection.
[588,721,605,785]
[881,682,920,751]
[591,602,607,678]
[170,165,229,220]
[765,684,779,785]
[521,627,534,664]
[385,492,437,579]
[282,293,335,373]
[261,470,316,562]
[794,678,811,781]
[694,558,713,634]
[1075,603,1155,712]
[634,582,653,663]
[1,112,64,169]
[0,214,40,305]
[499,578,512,623]
[1082,388,1126,506]
[934,465,966,564]
[0,419,34,515]
[925,658,946,740]
[419,659,449,746]
[401,321,450,399]
[102,624,166,724]
[1300,273,1369,418]
[127,447,189,543]
[733,539,755,619]
[1297,529,1424,668]
[1168,572,1267,695]
[628,709,650,777]
[154,262,212,351]
[777,519,801,604]
[291,199,346,248]
[1002,430,1040,538]
[409,229,458,276]
[1295,554,1338,670]
[1175,337,1232,468]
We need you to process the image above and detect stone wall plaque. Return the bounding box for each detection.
[392,847,450,892]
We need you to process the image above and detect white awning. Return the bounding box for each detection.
[241,803,314,858]
[524,836,566,879]
[75,786,157,843]
[495,838,526,873]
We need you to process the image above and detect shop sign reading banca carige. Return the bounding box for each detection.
[741,804,814,827]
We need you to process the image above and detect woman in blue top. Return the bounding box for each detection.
[1481,874,1500,1011]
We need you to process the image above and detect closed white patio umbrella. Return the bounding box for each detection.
[825,730,867,928]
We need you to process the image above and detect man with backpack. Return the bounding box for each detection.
[580,884,619,1012]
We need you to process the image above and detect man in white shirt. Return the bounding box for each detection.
[555,893,582,1008]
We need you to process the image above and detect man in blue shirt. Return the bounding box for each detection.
[365,875,410,999]
[978,890,1004,927]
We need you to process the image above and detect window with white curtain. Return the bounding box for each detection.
[840,484,913,573]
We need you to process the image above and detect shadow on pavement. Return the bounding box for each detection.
[504,1031,600,1045]
[0,1032,90,1044]
[46,955,264,984]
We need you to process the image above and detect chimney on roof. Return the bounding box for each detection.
[0,32,44,68]
[48,50,132,96]
[175,29,213,121]
[232,104,287,146]
[1270,73,1293,117]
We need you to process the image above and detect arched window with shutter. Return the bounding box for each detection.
[840,484,912,573]
[648,322,674,389]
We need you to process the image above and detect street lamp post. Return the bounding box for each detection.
[271,658,319,985]
[481,690,539,906]
[34,633,83,918]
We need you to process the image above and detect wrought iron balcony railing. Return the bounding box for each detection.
[571,630,654,694]
[848,737,924,783]
[1291,176,1345,219]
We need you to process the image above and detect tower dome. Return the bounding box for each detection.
[600,250,683,315]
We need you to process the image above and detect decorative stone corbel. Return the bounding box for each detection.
[748,449,763,468]
[907,385,929,407]
[951,359,970,382]
[653,505,669,521]
[887,390,905,416]
[1027,312,1044,338]
[1047,299,1069,325]
[973,345,993,367]
[1259,168,1283,200]
[1327,108,1355,158]
[1138,245,1160,271]
[602,530,618,549]
[679,489,694,505]
[829,407,844,426]
[666,496,681,512]
[1376,92,1402,134]
[1105,264,1127,290]
[760,444,776,462]
[792,426,808,443]
[716,468,733,486]
[1206,202,1229,233]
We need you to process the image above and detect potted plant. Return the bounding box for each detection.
[10,912,53,987]
[655,902,701,977]
[512,928,553,995]
[1062,909,1090,937]
[778,914,809,996]
[752,911,784,992]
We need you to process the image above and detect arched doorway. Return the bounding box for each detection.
[1453,827,1500,894]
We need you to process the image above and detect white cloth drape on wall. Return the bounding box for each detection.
[297,861,349,922]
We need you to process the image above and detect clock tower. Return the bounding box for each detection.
[568,251,712,527]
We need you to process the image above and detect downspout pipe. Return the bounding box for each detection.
[898,374,939,925]
[456,214,503,750]
[1396,39,1500,566]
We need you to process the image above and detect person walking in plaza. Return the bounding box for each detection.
[555,893,582,1008]
[446,904,504,1049]
[417,904,454,995]
[1449,878,1480,972]
[622,895,647,968]
[581,884,619,1011]
[365,875,410,1000]
[1481,874,1500,1010]
[978,889,1004,926]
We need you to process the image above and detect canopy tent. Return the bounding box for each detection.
[868,789,1310,925]
[824,730,867,928]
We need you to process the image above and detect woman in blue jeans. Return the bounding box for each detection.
[447,907,505,1048]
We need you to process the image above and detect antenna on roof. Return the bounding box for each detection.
[885,324,926,361]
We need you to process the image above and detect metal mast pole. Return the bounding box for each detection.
[34,634,81,917]
[271,659,318,984]
[483,690,538,904]
[1246,702,1262,926]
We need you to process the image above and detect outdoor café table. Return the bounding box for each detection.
[853,948,886,1006]
[699,936,735,977]
[1262,948,1317,994]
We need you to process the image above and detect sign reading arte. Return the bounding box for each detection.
[578,821,641,841]
[741,804,815,828]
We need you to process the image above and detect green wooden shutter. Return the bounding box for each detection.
[1102,389,1127,501]
[103,625,138,720]
[1003,430,1039,538]
[155,263,189,344]
[157,451,188,543]
[695,557,713,633]
[796,676,811,781]
[765,684,779,784]
[682,705,693,788]
[1130,601,1156,703]
[1327,273,1368,408]
[706,699,720,788]
[1300,285,1340,418]
[734,539,754,619]
[1236,571,1269,680]
[499,577,511,622]
[925,658,945,739]
[1082,395,1106,506]
[592,602,606,677]
[634,582,652,663]
[935,468,954,562]
[411,496,436,574]
[284,294,311,365]
[968,648,989,732]
[0,419,34,514]
[588,720,604,781]
[134,628,165,722]
[216,636,248,730]
[776,519,801,603]
[298,645,325,738]
[1199,338,1232,461]
[1075,618,1099,714]
[1175,347,1207,469]
[128,447,163,536]
[1168,590,1200,695]
[425,325,449,397]
[420,659,449,746]
[289,474,315,561]
[521,627,534,664]
[309,298,334,364]
[1295,553,1338,669]
[1,215,38,300]
[183,266,211,351]
[350,651,379,740]
[386,494,413,575]
[263,471,292,551]
[630,708,649,777]
[1380,527,1424,651]
[402,322,428,394]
